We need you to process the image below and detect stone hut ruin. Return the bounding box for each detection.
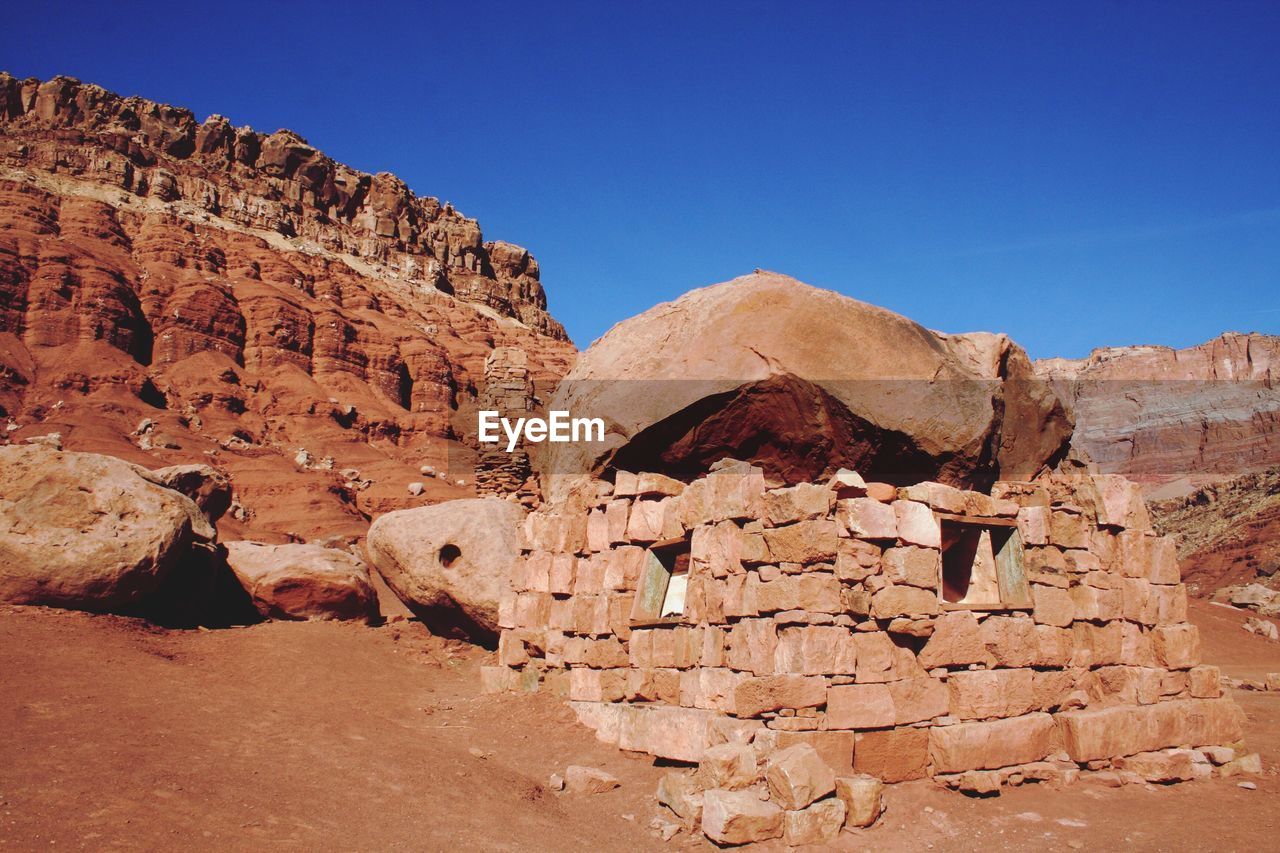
[480,272,1251,843]
[488,463,1242,790]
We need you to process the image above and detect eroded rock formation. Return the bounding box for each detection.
[0,74,576,542]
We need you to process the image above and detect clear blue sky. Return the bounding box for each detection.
[4,1,1278,358]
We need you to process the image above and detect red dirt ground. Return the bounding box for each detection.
[2,599,1278,851]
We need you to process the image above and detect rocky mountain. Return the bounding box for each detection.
[0,74,576,543]
[1037,333,1280,595]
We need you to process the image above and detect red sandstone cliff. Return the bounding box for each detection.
[0,74,576,543]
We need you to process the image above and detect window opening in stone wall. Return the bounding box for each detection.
[938,515,1031,609]
[631,537,692,623]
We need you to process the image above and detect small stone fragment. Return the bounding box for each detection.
[564,765,620,794]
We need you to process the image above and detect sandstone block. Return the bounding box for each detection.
[882,546,941,588]
[1121,577,1158,625]
[602,546,645,591]
[764,483,834,526]
[701,788,783,845]
[1219,752,1263,777]
[1189,665,1222,699]
[637,472,685,497]
[626,499,667,543]
[1055,698,1245,762]
[755,731,855,775]
[826,683,896,729]
[586,509,610,552]
[888,676,951,724]
[626,668,681,704]
[835,774,884,828]
[224,541,377,622]
[837,497,897,539]
[1091,474,1152,531]
[695,742,760,791]
[898,481,967,513]
[854,727,929,782]
[979,615,1039,667]
[678,465,767,528]
[783,797,846,846]
[657,771,703,829]
[1148,537,1181,585]
[605,499,630,544]
[928,713,1056,773]
[871,584,940,618]
[766,743,837,810]
[1072,621,1125,667]
[733,675,827,718]
[775,625,858,675]
[548,554,576,595]
[835,538,882,582]
[725,619,778,675]
[1050,510,1089,549]
[918,611,990,668]
[1031,670,1077,711]
[1070,583,1122,621]
[618,705,718,762]
[851,631,899,682]
[1152,624,1200,669]
[1031,583,1074,627]
[865,482,898,502]
[1016,506,1051,546]
[691,521,743,578]
[948,669,1035,720]
[893,500,941,548]
[1113,751,1194,783]
[763,518,838,564]
[613,471,639,498]
[1033,625,1074,668]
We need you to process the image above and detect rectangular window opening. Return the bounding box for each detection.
[631,537,691,624]
[938,515,1031,610]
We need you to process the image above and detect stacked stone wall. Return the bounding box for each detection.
[486,461,1244,786]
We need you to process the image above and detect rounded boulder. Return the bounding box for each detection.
[537,271,1072,503]
[0,445,202,612]
[224,541,378,622]
[365,498,526,640]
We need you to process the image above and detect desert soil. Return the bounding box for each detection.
[2,599,1279,852]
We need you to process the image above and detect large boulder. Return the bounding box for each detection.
[143,464,233,522]
[536,272,1072,504]
[365,498,526,641]
[224,541,377,622]
[0,446,207,612]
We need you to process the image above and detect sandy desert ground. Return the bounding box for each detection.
[2,598,1277,852]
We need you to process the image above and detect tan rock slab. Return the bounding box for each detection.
[783,797,846,846]
[835,774,884,828]
[766,743,837,810]
[564,765,620,794]
[928,713,1056,773]
[701,788,783,845]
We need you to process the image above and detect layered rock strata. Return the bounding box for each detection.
[0,74,575,542]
